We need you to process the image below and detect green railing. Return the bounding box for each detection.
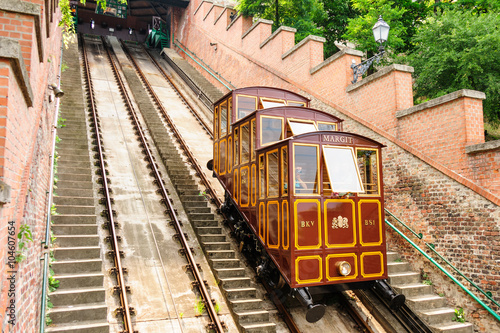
[174,39,236,91]
[385,209,500,322]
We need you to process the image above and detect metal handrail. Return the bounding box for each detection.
[385,210,500,322]
[173,39,235,91]
[40,41,65,333]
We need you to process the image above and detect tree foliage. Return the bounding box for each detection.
[343,0,430,57]
[235,0,325,44]
[406,9,500,123]
[316,0,358,56]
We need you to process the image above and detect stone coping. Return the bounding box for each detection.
[310,48,364,75]
[281,35,326,60]
[0,0,43,62]
[396,89,486,119]
[203,4,215,21]
[242,18,273,40]
[225,9,240,31]
[0,37,34,107]
[259,26,296,49]
[194,0,212,16]
[346,64,414,93]
[466,140,500,154]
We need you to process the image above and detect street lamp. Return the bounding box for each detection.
[351,15,390,84]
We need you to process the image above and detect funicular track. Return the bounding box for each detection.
[81,34,226,332]
[80,35,134,333]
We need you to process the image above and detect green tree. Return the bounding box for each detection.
[316,0,358,56]
[407,9,500,123]
[343,0,431,57]
[236,0,325,43]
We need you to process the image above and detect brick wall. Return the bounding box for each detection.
[174,0,499,198]
[174,1,500,330]
[0,0,62,331]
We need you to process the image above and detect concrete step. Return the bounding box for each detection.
[189,213,215,220]
[58,160,91,169]
[51,259,102,274]
[54,246,101,260]
[52,215,97,224]
[50,287,105,306]
[220,277,251,289]
[57,143,90,150]
[197,226,223,234]
[179,187,206,194]
[387,262,411,274]
[419,307,455,325]
[216,267,246,278]
[52,224,97,235]
[240,322,276,333]
[200,234,227,243]
[53,196,94,206]
[210,258,241,269]
[204,242,231,251]
[230,299,265,312]
[45,319,109,333]
[406,294,447,311]
[226,287,257,300]
[55,272,104,289]
[193,220,219,227]
[180,194,206,201]
[175,184,199,191]
[57,148,90,157]
[430,322,474,333]
[57,153,93,163]
[186,207,212,214]
[392,283,433,297]
[58,166,92,175]
[183,200,208,208]
[58,173,92,182]
[386,251,399,262]
[56,188,93,197]
[174,179,196,186]
[55,235,100,247]
[57,180,93,189]
[388,271,421,285]
[236,310,269,324]
[207,250,235,259]
[55,205,95,215]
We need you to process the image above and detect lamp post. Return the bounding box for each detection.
[351,15,390,84]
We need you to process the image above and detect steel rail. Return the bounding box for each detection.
[80,34,134,332]
[121,41,222,209]
[122,41,304,333]
[140,44,213,139]
[108,39,224,332]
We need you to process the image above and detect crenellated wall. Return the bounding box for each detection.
[0,0,63,332]
[172,1,500,331]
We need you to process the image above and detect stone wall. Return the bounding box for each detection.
[0,0,62,331]
[173,1,500,330]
